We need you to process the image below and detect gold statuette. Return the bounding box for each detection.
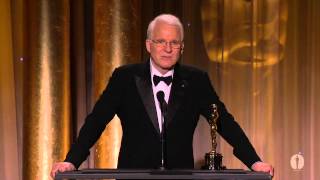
[202,104,225,170]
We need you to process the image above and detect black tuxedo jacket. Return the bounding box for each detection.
[65,61,261,169]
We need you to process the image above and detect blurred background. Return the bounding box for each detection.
[1,0,319,179]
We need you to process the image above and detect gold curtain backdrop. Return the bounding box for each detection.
[0,0,19,180]
[200,0,286,169]
[0,0,319,180]
[22,0,71,180]
[92,0,141,168]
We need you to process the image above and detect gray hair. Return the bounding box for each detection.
[147,14,184,40]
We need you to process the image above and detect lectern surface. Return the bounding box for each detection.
[55,169,271,180]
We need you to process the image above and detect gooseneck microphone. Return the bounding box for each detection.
[156,91,167,170]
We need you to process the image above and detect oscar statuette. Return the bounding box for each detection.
[202,104,225,170]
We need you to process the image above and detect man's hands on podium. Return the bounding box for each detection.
[251,161,274,177]
[49,161,273,179]
[50,162,75,179]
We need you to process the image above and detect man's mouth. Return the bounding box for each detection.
[161,56,172,59]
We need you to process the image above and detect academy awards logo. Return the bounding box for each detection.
[290,152,304,170]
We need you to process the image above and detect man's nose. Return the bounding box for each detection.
[164,43,173,52]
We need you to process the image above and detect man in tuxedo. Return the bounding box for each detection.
[51,14,273,178]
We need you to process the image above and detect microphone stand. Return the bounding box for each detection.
[157,91,167,170]
[160,101,167,170]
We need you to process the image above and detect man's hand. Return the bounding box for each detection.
[50,162,76,179]
[251,161,274,177]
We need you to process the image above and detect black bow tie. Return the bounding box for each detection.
[153,75,173,86]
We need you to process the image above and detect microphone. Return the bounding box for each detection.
[156,91,166,114]
[156,91,165,103]
[156,91,167,170]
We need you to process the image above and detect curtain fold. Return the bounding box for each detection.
[199,1,320,180]
[92,0,142,168]
[22,0,71,179]
[0,0,19,179]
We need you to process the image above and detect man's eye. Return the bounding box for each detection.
[158,40,166,44]
[171,41,179,45]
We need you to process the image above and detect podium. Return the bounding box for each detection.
[55,169,272,180]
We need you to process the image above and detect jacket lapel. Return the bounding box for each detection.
[166,64,188,127]
[135,62,160,134]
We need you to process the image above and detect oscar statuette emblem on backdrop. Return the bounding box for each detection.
[202,104,225,170]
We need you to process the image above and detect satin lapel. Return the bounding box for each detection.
[135,64,160,134]
[166,65,188,127]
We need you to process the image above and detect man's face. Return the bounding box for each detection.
[146,21,184,74]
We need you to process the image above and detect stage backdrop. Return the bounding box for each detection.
[0,0,319,180]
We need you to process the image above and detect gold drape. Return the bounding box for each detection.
[23,0,71,180]
[92,0,141,168]
[201,0,286,169]
[70,0,89,169]
[10,0,25,177]
[0,0,19,179]
[200,0,320,180]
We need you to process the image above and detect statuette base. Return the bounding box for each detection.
[202,152,225,170]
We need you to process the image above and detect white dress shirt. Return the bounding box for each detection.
[150,59,174,132]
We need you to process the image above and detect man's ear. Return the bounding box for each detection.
[146,40,151,53]
[180,43,184,54]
